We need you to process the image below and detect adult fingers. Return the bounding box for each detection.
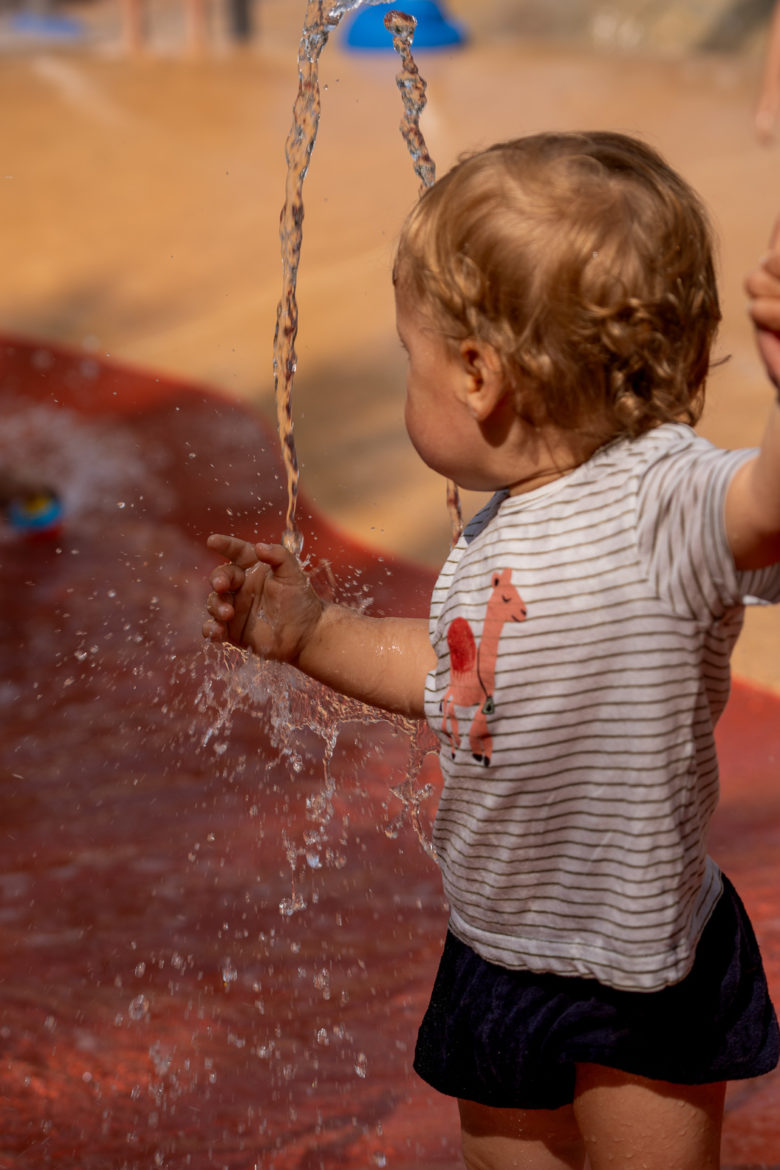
[755,326,780,390]
[746,261,780,299]
[767,215,780,253]
[749,295,780,334]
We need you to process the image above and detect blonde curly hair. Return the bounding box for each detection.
[394,131,721,445]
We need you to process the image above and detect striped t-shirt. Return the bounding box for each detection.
[424,423,780,992]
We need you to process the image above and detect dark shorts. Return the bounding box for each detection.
[414,875,779,1110]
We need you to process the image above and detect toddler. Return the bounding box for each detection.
[204,131,780,1170]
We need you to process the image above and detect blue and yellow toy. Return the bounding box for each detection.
[6,489,64,539]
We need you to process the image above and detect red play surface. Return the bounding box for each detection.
[1,336,778,1168]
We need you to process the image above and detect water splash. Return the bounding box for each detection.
[385,9,464,545]
[196,644,439,917]
[384,9,436,194]
[261,3,449,915]
[273,0,388,558]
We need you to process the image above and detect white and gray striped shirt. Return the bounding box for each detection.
[424,423,780,992]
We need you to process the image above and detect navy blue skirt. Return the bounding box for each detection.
[414,875,779,1110]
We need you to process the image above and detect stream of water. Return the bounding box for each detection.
[274,0,462,556]
[274,0,387,557]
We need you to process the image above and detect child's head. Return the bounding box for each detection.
[394,131,721,446]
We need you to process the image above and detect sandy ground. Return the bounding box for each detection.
[2,0,780,691]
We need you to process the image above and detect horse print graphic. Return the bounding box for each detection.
[441,568,527,765]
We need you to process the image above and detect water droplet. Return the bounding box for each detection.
[281,528,303,558]
[313,969,330,999]
[279,893,307,917]
[128,994,149,1021]
[221,958,238,989]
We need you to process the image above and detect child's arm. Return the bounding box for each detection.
[727,226,780,569]
[203,534,435,718]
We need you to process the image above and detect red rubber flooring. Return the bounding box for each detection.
[1,337,778,1167]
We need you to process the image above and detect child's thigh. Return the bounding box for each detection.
[458,1098,586,1170]
[573,1063,726,1170]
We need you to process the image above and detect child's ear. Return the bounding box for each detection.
[458,339,506,421]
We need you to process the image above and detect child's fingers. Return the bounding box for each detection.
[254,542,306,581]
[206,533,260,569]
[206,588,236,619]
[209,562,246,594]
[202,616,228,642]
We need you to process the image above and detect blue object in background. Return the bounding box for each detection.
[8,11,85,40]
[7,490,63,536]
[342,1,467,51]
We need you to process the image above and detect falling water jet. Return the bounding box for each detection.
[258,1,448,911]
[385,10,436,195]
[385,8,464,545]
[273,0,389,559]
[274,1,463,558]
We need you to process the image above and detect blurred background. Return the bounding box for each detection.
[2,0,780,689]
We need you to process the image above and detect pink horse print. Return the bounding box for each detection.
[441,568,527,766]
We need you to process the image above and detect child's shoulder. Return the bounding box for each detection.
[597,421,697,468]
[589,421,746,490]
[460,424,741,548]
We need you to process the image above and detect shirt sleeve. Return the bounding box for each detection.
[636,433,780,617]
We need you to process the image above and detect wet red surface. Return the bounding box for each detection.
[1,336,779,1168]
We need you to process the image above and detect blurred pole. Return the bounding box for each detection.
[120,0,146,52]
[228,0,251,42]
[185,0,208,53]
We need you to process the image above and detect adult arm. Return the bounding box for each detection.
[728,226,780,569]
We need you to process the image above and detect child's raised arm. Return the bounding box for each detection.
[727,225,780,569]
[203,534,434,718]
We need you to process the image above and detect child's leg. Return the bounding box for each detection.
[458,1099,586,1170]
[573,1064,726,1170]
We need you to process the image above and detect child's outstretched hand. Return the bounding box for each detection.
[203,535,324,664]
[746,221,780,391]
